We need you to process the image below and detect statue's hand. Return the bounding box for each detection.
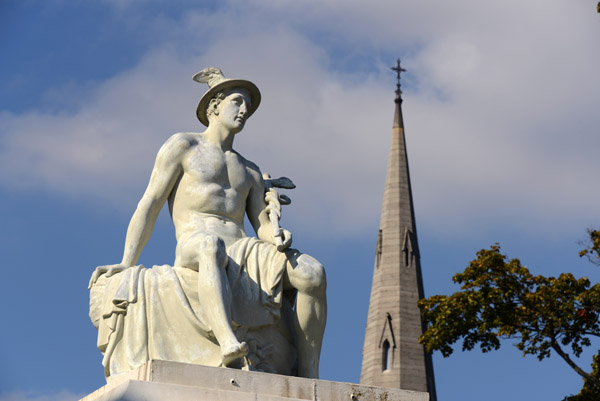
[88,264,127,289]
[277,228,293,252]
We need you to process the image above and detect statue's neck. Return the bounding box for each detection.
[203,124,236,151]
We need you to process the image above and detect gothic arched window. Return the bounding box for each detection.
[382,339,391,371]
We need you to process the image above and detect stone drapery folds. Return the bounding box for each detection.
[89,237,297,379]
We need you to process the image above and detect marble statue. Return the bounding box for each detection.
[88,68,327,380]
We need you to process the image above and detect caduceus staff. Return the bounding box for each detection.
[262,173,295,251]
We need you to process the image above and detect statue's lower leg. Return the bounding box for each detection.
[284,253,327,378]
[294,290,327,378]
[196,235,248,366]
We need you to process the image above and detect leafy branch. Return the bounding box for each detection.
[419,230,600,399]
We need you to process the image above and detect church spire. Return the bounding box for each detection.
[360,60,437,400]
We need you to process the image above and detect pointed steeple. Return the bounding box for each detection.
[360,60,437,400]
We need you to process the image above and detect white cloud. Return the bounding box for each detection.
[1,1,599,239]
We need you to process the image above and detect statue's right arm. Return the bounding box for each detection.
[90,135,187,288]
[120,134,188,267]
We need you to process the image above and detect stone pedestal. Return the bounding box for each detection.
[81,360,429,401]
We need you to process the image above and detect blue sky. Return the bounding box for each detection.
[1,1,599,400]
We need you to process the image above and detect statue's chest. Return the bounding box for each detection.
[184,148,248,190]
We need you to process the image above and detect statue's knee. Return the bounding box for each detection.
[294,255,326,295]
[201,234,224,250]
[198,234,227,267]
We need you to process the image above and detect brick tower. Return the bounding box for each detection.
[360,60,437,400]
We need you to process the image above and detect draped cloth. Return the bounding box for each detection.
[89,237,293,378]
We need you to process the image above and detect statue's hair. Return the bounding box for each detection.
[206,92,226,118]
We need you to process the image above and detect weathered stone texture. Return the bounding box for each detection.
[360,98,437,401]
[80,360,428,401]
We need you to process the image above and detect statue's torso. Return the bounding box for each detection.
[169,133,257,249]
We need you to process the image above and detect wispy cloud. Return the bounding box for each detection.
[1,1,598,238]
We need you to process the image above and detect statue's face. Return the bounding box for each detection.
[216,88,252,133]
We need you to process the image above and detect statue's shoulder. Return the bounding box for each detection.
[167,132,201,146]
[157,132,201,157]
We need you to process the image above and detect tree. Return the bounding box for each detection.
[419,230,600,400]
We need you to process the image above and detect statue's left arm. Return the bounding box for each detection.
[246,166,292,251]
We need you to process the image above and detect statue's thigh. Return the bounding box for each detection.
[177,232,227,270]
[284,251,326,294]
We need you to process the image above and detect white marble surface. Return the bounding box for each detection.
[80,360,429,401]
[89,68,326,380]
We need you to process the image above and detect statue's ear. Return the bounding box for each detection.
[208,98,219,115]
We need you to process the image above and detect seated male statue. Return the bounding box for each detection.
[88,68,326,380]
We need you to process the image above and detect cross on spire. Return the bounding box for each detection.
[391,58,406,101]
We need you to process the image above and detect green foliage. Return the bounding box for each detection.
[563,354,600,401]
[580,229,600,266]
[419,229,600,398]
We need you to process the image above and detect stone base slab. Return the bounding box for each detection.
[81,360,429,401]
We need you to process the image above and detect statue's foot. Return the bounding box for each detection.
[221,341,249,366]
